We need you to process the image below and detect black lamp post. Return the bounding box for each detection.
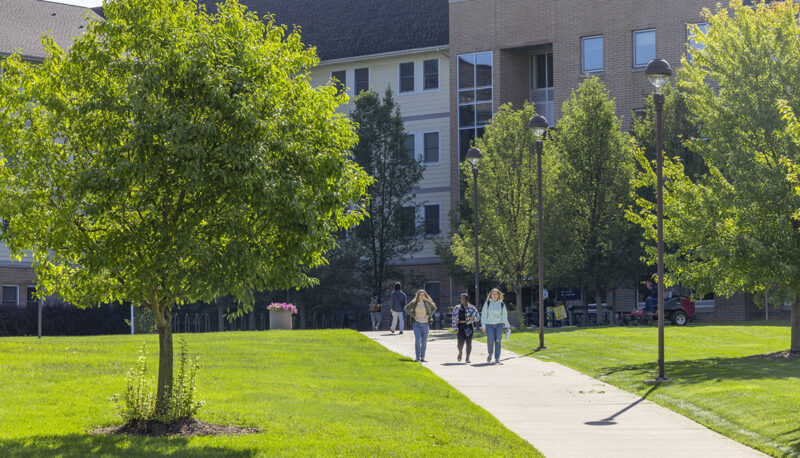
[465,147,483,308]
[529,115,548,350]
[645,58,672,382]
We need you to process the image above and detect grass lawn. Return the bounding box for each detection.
[0,330,540,457]
[499,322,800,457]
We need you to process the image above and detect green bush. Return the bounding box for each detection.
[111,337,204,424]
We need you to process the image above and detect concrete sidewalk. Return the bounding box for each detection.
[365,329,765,458]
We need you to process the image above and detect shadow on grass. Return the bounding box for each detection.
[598,354,800,383]
[779,426,800,454]
[0,434,257,457]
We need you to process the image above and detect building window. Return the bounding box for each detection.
[530,52,554,125]
[331,70,346,96]
[27,286,37,306]
[582,36,604,73]
[399,206,416,237]
[633,108,646,121]
[634,29,656,67]
[687,22,710,59]
[424,204,440,235]
[2,285,19,306]
[399,62,415,93]
[458,51,493,161]
[403,134,416,159]
[354,67,369,94]
[423,132,439,163]
[423,59,439,90]
[424,281,441,305]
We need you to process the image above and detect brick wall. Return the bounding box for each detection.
[0,266,36,305]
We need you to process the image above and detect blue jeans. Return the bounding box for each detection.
[486,323,504,361]
[644,297,657,313]
[413,322,430,360]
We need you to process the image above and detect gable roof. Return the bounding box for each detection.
[198,0,449,61]
[0,0,99,61]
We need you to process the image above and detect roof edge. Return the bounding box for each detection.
[317,45,449,67]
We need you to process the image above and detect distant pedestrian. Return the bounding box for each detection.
[390,282,407,334]
[369,293,382,331]
[644,281,657,313]
[405,289,437,362]
[481,288,510,364]
[452,293,479,363]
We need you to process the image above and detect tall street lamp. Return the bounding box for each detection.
[645,58,672,382]
[529,115,548,350]
[465,147,483,308]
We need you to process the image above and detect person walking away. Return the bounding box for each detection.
[369,293,382,331]
[405,289,437,362]
[390,282,407,334]
[481,288,510,364]
[452,293,479,363]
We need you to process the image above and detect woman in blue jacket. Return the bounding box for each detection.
[481,288,510,364]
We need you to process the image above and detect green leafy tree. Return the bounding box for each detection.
[0,0,370,413]
[545,77,641,317]
[628,0,800,352]
[348,89,424,297]
[451,102,541,326]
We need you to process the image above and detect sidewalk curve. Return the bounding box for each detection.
[365,329,766,458]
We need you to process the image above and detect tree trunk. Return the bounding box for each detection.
[299,302,307,329]
[609,288,617,325]
[581,288,589,326]
[217,304,225,332]
[152,304,174,415]
[248,310,256,331]
[516,286,525,328]
[792,293,800,354]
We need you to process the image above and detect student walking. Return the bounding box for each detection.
[481,288,510,364]
[369,293,382,331]
[390,282,407,334]
[405,289,437,362]
[452,293,479,363]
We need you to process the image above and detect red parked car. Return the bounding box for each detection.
[619,295,695,326]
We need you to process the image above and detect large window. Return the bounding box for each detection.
[633,29,656,67]
[403,134,416,160]
[458,51,493,161]
[331,70,346,96]
[354,67,369,94]
[424,204,440,235]
[2,285,18,306]
[687,22,710,59]
[423,132,439,163]
[399,206,416,237]
[530,52,554,125]
[26,286,37,306]
[582,36,604,73]
[399,62,415,93]
[424,281,441,305]
[423,59,439,90]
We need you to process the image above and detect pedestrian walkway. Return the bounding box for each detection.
[365,329,765,458]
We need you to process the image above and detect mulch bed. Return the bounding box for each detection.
[90,418,259,437]
[746,350,800,360]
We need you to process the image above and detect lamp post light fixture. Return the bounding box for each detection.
[465,147,483,308]
[644,58,672,383]
[529,115,548,350]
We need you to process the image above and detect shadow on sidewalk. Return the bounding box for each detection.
[585,386,658,426]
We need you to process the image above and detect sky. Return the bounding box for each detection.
[45,0,103,7]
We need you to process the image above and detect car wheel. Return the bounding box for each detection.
[672,310,688,326]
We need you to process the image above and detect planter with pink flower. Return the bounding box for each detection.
[268,302,297,330]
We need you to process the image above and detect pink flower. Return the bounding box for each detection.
[267,302,298,314]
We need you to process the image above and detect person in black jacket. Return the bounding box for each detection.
[390,282,407,334]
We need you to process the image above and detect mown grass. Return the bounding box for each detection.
[0,330,540,457]
[500,322,800,457]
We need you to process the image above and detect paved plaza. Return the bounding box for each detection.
[366,330,766,458]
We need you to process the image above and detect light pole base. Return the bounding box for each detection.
[643,377,671,385]
[536,346,547,351]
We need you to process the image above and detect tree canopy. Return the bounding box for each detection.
[0,0,370,411]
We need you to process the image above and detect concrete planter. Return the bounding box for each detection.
[269,310,293,330]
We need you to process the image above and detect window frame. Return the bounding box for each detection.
[399,204,417,238]
[331,70,347,96]
[2,284,19,306]
[423,58,439,91]
[403,133,416,160]
[581,35,604,73]
[399,61,415,93]
[633,29,657,68]
[354,67,370,95]
[422,131,440,164]
[686,22,710,60]
[458,51,493,162]
[423,203,441,236]
[423,281,441,305]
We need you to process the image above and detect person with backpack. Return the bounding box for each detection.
[405,289,437,362]
[390,282,407,334]
[481,288,510,364]
[452,293,479,363]
[369,293,381,331]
